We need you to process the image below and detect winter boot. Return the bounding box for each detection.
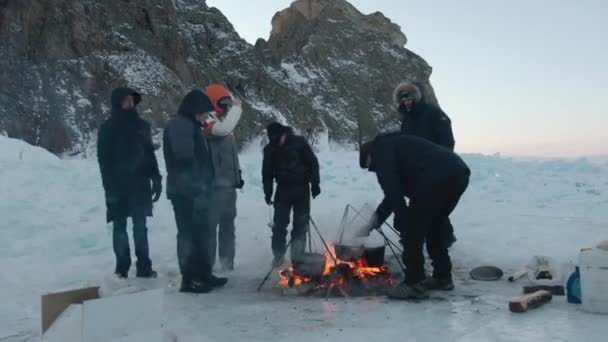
[202,274,228,288]
[387,281,429,300]
[421,277,455,291]
[180,279,213,294]
[136,269,158,278]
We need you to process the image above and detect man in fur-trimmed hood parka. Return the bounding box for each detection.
[394,81,457,248]
[393,81,455,150]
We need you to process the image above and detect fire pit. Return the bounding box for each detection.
[278,245,395,297]
[255,208,401,296]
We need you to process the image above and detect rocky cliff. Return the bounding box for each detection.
[0,0,437,155]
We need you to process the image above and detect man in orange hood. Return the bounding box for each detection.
[203,84,244,270]
[203,84,242,136]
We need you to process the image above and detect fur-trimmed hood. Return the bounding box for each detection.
[392,81,422,106]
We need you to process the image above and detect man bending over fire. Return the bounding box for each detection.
[357,132,470,300]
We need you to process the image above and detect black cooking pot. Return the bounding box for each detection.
[335,244,365,261]
[362,246,385,267]
[292,253,326,278]
[335,244,386,267]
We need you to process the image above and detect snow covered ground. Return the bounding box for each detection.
[1,135,607,341]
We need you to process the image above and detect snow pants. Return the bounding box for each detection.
[272,184,310,261]
[113,215,152,275]
[171,196,212,282]
[207,188,238,267]
[401,173,469,285]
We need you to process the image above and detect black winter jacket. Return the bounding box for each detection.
[262,133,320,198]
[97,88,161,222]
[163,90,215,200]
[400,102,455,151]
[370,133,470,226]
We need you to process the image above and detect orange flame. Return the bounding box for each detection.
[278,245,393,291]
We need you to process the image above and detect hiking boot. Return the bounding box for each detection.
[115,271,128,279]
[421,277,455,291]
[387,282,429,300]
[136,269,158,278]
[202,274,228,288]
[180,279,213,294]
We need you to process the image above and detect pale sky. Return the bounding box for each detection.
[207,0,607,157]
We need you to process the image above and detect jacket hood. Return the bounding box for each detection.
[111,87,141,111]
[361,132,401,171]
[266,122,293,146]
[392,81,422,107]
[206,84,232,118]
[266,121,292,136]
[178,90,215,119]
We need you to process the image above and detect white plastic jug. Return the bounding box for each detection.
[579,248,608,314]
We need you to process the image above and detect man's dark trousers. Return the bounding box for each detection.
[171,196,212,282]
[272,184,310,260]
[400,174,469,284]
[113,215,152,275]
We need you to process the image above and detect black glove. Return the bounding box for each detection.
[152,177,162,202]
[236,170,244,189]
[311,183,321,199]
[265,194,273,205]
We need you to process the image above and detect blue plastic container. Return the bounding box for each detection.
[567,266,582,304]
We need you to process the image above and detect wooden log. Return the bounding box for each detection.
[523,285,565,296]
[509,290,553,313]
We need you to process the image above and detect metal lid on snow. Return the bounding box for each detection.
[470,266,504,281]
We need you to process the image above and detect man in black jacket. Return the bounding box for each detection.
[163,89,228,293]
[394,81,457,247]
[97,88,162,279]
[262,122,320,267]
[359,133,470,300]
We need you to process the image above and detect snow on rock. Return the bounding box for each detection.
[246,95,290,125]
[99,51,181,96]
[1,138,607,341]
[2,0,438,154]
[280,63,311,84]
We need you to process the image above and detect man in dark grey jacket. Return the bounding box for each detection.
[163,89,228,293]
[203,88,244,271]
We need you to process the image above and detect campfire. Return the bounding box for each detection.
[255,206,403,295]
[277,245,395,297]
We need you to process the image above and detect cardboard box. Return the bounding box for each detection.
[41,287,164,342]
[42,286,100,334]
